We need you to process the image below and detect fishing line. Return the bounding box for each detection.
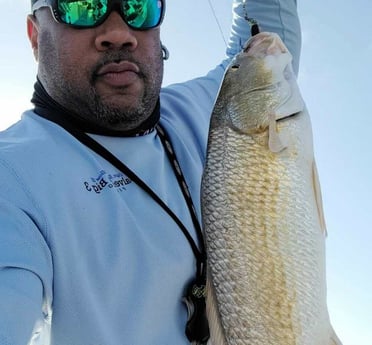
[207,1,260,50]
[206,0,228,47]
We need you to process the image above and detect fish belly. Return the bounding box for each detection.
[202,107,341,345]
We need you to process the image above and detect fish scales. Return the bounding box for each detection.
[202,33,342,345]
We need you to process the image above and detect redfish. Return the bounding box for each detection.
[202,32,342,345]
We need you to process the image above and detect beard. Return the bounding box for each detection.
[62,64,162,130]
[37,31,163,132]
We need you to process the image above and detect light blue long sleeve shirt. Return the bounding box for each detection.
[0,1,301,344]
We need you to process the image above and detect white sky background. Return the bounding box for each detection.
[0,1,371,344]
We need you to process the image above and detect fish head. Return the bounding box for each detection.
[219,32,304,139]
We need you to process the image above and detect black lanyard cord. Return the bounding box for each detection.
[33,105,206,277]
[31,79,210,343]
[156,124,207,277]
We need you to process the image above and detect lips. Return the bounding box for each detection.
[95,61,140,87]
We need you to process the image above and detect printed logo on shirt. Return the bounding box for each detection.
[83,170,132,194]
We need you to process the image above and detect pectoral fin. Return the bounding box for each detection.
[268,112,287,153]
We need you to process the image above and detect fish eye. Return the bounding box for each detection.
[231,64,240,70]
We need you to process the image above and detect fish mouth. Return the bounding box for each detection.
[243,32,288,55]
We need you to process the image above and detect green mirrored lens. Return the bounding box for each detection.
[123,0,162,29]
[57,0,163,29]
[58,0,108,26]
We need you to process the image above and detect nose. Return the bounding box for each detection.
[94,11,138,52]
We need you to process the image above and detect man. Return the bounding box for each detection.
[0,0,301,344]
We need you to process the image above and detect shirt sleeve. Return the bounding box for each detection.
[0,198,53,345]
[227,0,301,75]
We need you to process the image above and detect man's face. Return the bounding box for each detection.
[27,8,163,131]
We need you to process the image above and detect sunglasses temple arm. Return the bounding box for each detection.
[31,0,50,12]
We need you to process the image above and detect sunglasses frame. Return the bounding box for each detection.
[31,0,166,30]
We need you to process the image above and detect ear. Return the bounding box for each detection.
[27,14,39,61]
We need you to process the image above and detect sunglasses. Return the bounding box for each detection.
[31,0,165,30]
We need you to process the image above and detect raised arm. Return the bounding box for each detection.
[160,0,302,157]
